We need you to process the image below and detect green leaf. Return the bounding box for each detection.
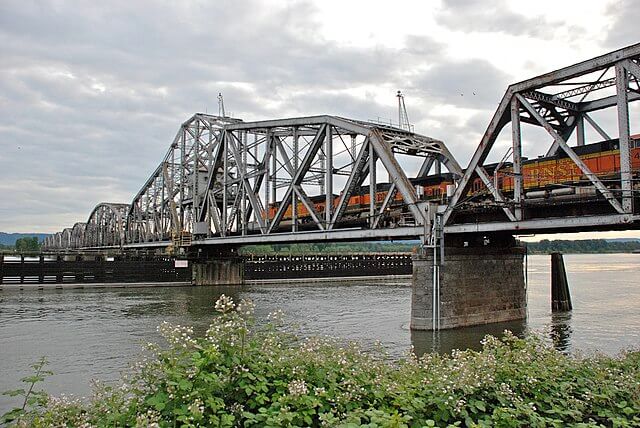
[21,375,45,383]
[0,408,24,423]
[2,389,25,397]
[146,392,168,411]
[178,379,192,390]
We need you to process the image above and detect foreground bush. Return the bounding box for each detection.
[4,296,639,427]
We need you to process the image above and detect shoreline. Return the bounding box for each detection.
[0,275,412,291]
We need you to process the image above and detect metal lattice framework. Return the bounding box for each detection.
[44,115,461,250]
[444,43,640,234]
[70,223,86,248]
[126,114,240,244]
[129,115,461,245]
[83,203,129,248]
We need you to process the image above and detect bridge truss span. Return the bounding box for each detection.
[122,115,461,247]
[44,115,461,250]
[443,43,640,234]
[85,203,129,248]
[42,43,640,252]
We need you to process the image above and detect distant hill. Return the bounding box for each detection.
[0,232,50,246]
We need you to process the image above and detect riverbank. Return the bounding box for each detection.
[0,281,191,290]
[4,295,639,427]
[0,275,412,291]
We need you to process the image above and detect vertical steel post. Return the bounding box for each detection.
[241,131,247,236]
[271,134,277,206]
[180,128,186,232]
[161,165,166,240]
[292,127,299,232]
[511,96,523,221]
[319,136,326,195]
[369,140,376,228]
[222,131,228,236]
[264,130,271,228]
[576,114,585,146]
[616,63,633,213]
[350,134,356,160]
[325,125,333,225]
[193,121,200,222]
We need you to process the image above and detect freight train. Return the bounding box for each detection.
[266,135,640,228]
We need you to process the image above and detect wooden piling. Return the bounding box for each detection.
[39,255,45,283]
[551,252,572,311]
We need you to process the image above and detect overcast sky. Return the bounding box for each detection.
[0,0,638,239]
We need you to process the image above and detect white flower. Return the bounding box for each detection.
[288,379,308,397]
[215,294,235,313]
[237,299,255,317]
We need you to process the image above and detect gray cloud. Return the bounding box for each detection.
[435,0,567,39]
[605,0,640,48]
[0,0,448,232]
[410,59,512,110]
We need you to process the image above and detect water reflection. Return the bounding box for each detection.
[549,311,573,352]
[411,319,527,356]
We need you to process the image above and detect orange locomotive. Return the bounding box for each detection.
[266,135,640,229]
[474,135,640,197]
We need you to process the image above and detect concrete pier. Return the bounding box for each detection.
[410,235,526,330]
[192,258,244,285]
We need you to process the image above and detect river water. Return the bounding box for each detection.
[1,253,639,412]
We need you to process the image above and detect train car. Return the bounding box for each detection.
[449,134,640,201]
[264,134,640,230]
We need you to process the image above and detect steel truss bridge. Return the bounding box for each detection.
[44,43,640,252]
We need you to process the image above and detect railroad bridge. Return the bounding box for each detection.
[43,43,640,330]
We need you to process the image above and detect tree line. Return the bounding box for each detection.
[239,239,640,255]
[525,239,640,254]
[239,241,419,255]
[0,236,41,253]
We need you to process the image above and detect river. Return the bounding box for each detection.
[1,253,638,412]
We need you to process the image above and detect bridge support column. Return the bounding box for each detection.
[411,235,526,330]
[191,248,244,286]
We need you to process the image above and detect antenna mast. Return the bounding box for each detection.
[397,90,412,131]
[218,93,226,117]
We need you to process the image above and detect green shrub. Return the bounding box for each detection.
[4,295,639,427]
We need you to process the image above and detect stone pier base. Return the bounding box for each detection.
[192,258,244,285]
[410,243,526,330]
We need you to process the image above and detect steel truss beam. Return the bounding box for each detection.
[443,42,640,227]
[83,203,129,249]
[48,114,460,250]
